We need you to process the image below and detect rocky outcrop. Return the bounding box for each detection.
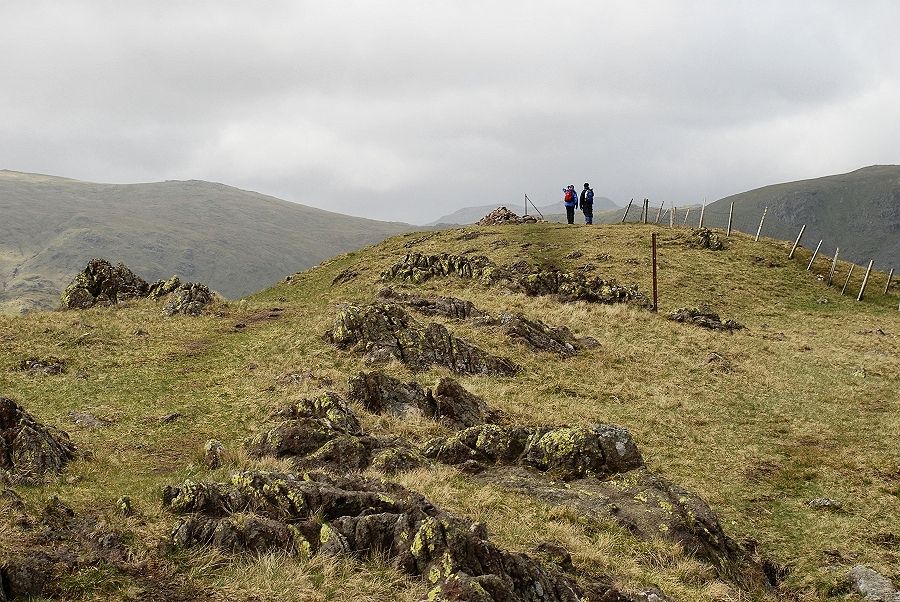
[377,287,492,321]
[669,307,744,332]
[162,470,644,602]
[0,397,76,484]
[514,270,645,305]
[17,357,66,375]
[327,303,518,376]
[423,423,643,481]
[61,258,149,309]
[61,259,214,315]
[162,282,214,316]
[381,252,504,285]
[691,228,726,251]
[477,207,543,225]
[498,313,598,357]
[245,392,423,474]
[347,371,498,429]
[847,565,900,601]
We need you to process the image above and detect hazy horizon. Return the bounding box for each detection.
[2,1,899,224]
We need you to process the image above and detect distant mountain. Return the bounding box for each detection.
[0,171,413,313]
[706,166,900,268]
[428,195,618,226]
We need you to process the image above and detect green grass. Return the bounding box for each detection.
[1,222,898,601]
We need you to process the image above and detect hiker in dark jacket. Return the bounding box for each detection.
[563,184,577,224]
[579,183,594,224]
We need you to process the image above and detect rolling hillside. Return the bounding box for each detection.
[0,170,413,313]
[706,165,900,269]
[0,222,897,601]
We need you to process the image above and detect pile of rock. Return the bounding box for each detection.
[692,228,726,251]
[60,259,214,316]
[477,206,543,225]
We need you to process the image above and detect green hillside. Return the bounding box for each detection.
[0,223,897,601]
[0,170,412,313]
[704,166,900,269]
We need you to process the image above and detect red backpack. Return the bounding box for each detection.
[564,189,575,203]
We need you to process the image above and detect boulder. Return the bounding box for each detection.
[498,313,591,357]
[0,397,77,484]
[381,252,505,285]
[847,565,900,601]
[61,258,149,309]
[377,287,492,321]
[515,270,645,305]
[327,303,518,376]
[669,307,744,332]
[347,371,497,429]
[423,423,643,480]
[162,470,641,602]
[691,228,726,251]
[147,275,182,299]
[203,439,225,469]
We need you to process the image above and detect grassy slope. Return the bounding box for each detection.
[705,165,900,269]
[0,170,412,314]
[0,222,898,601]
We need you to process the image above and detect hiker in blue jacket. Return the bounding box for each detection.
[563,184,577,224]
[579,183,594,224]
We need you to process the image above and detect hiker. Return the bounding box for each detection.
[580,183,594,224]
[563,184,577,224]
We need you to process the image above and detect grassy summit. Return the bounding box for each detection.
[0,222,897,601]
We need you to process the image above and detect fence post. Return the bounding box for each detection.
[698,204,705,229]
[885,268,894,294]
[857,260,874,301]
[621,199,633,223]
[828,248,840,285]
[683,208,690,225]
[651,232,658,312]
[806,240,822,270]
[755,206,768,242]
[669,206,675,228]
[726,202,734,237]
[524,194,528,216]
[841,264,855,295]
[643,199,649,224]
[655,201,664,224]
[788,224,806,259]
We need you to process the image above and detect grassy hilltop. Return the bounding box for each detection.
[0,222,898,601]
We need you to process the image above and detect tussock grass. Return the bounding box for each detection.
[0,223,897,601]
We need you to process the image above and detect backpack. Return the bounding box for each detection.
[565,189,575,203]
[585,189,594,203]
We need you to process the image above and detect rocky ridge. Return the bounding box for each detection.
[0,397,76,485]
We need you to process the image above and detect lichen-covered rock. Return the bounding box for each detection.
[423,423,643,480]
[162,282,213,316]
[61,258,149,309]
[203,439,225,469]
[515,270,645,305]
[692,228,726,251]
[847,564,900,601]
[382,252,505,285]
[348,371,497,429]
[0,397,77,484]
[247,391,423,474]
[498,313,595,357]
[162,470,626,602]
[377,287,492,321]
[327,303,518,376]
[669,307,744,331]
[148,275,182,299]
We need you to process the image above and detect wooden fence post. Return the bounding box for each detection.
[755,206,768,242]
[683,208,690,225]
[841,264,854,295]
[698,204,706,229]
[885,268,894,294]
[655,201,664,224]
[857,260,874,301]
[788,224,806,259]
[651,232,658,312]
[726,202,734,237]
[806,240,822,271]
[621,199,633,223]
[672,206,677,227]
[828,248,840,285]
[643,199,649,224]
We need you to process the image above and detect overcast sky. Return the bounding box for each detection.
[2,1,899,224]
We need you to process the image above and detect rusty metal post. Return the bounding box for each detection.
[651,232,658,312]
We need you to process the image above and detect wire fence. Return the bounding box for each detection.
[617,198,897,307]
